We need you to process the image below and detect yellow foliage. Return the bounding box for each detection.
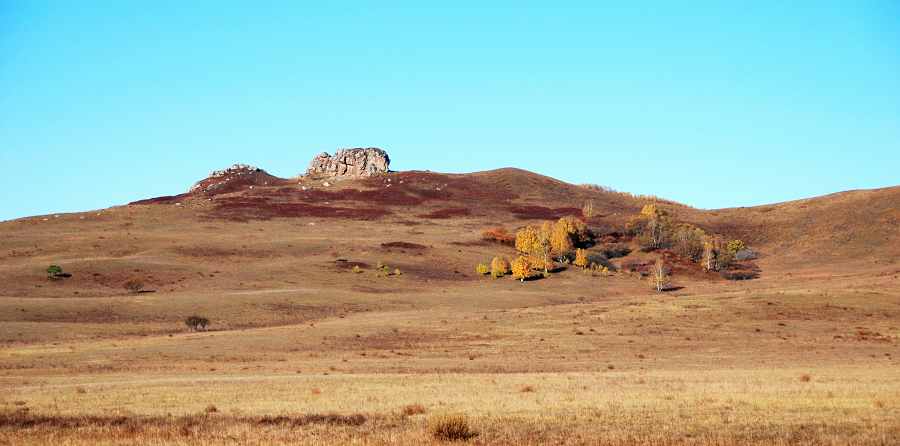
[574,248,588,269]
[515,226,541,254]
[550,222,574,255]
[511,256,532,281]
[641,203,666,218]
[490,256,510,278]
[475,263,490,275]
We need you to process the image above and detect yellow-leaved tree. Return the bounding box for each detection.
[515,226,541,254]
[516,225,553,274]
[511,256,532,282]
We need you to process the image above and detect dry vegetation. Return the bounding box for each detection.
[1,168,898,445]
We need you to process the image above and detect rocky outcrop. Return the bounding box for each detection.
[189,164,284,195]
[306,148,390,178]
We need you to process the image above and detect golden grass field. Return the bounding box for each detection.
[1,169,898,444]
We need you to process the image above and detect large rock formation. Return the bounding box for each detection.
[306,148,390,178]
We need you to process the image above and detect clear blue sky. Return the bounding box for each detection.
[2,1,898,221]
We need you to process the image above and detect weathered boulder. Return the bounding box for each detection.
[306,148,390,178]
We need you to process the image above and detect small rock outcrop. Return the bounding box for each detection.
[189,164,283,195]
[306,148,390,178]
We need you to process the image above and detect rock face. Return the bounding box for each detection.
[306,148,390,178]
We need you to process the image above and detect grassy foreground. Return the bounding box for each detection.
[3,368,898,445]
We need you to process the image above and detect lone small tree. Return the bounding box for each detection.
[46,265,64,280]
[651,258,670,292]
[475,263,490,275]
[185,315,210,332]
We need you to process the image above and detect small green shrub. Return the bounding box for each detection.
[46,265,68,280]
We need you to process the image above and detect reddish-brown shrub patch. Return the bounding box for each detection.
[481,227,516,245]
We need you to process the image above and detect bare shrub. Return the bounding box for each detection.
[185,315,210,332]
[124,278,145,294]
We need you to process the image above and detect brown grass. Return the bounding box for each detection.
[427,413,477,441]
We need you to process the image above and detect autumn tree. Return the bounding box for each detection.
[550,222,575,256]
[633,204,671,251]
[673,224,706,261]
[574,248,588,269]
[516,224,553,273]
[490,256,510,278]
[515,226,541,255]
[475,263,490,275]
[701,236,734,272]
[511,256,533,282]
[651,258,670,292]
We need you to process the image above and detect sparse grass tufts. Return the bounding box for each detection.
[427,413,477,441]
[204,404,218,414]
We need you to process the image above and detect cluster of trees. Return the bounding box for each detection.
[511,216,592,280]
[627,204,747,273]
[477,216,617,282]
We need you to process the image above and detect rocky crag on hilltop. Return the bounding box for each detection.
[306,148,390,178]
[188,164,284,195]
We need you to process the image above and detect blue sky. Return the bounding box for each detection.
[1,1,898,221]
